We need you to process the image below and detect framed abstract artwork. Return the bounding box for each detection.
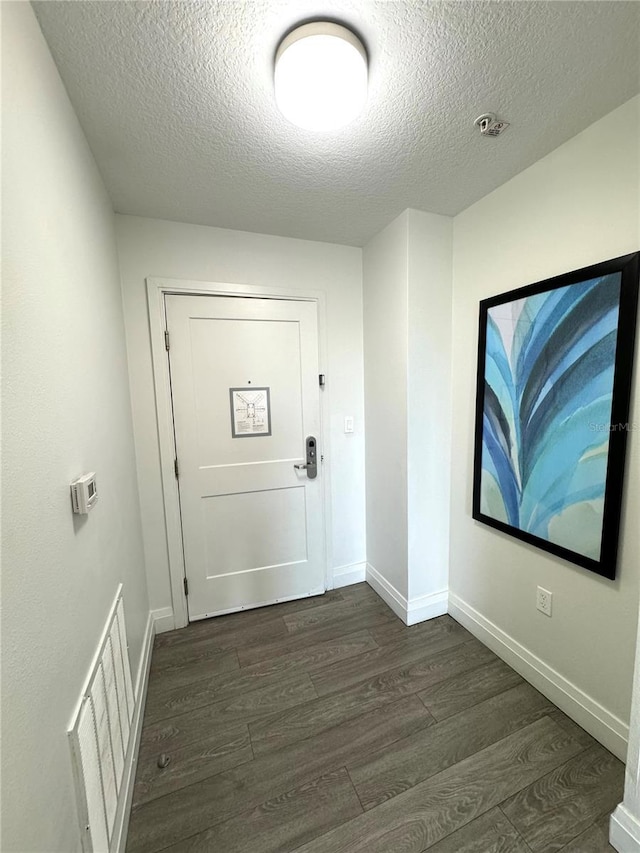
[472,252,639,579]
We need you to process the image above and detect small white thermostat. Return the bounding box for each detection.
[70,472,98,514]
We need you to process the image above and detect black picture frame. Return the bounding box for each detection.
[472,252,639,580]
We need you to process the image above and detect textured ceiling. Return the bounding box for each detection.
[34,1,640,247]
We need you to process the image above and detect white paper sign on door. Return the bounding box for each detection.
[229,387,272,437]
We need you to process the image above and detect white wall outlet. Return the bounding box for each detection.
[344,416,354,434]
[536,586,552,617]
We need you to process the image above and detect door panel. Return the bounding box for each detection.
[189,317,304,464]
[201,487,307,577]
[165,294,325,620]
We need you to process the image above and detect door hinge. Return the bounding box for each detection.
[183,577,189,596]
[318,374,325,387]
[164,330,170,351]
[174,457,179,479]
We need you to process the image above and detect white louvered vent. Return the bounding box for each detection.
[68,587,135,853]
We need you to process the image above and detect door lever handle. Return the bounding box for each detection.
[295,437,318,479]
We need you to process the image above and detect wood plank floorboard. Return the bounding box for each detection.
[292,717,586,853]
[126,584,624,853]
[145,629,378,722]
[139,672,316,753]
[557,814,615,852]
[236,629,379,680]
[160,768,363,853]
[154,613,290,655]
[150,634,242,672]
[336,583,381,601]
[310,616,471,696]
[237,604,395,667]
[501,744,624,852]
[546,708,599,749]
[154,590,345,650]
[127,695,432,853]
[147,648,239,694]
[132,724,253,808]
[347,682,555,810]
[425,807,533,853]
[282,594,394,633]
[249,639,496,755]
[368,613,467,646]
[417,657,524,720]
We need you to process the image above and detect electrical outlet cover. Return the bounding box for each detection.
[536,586,552,616]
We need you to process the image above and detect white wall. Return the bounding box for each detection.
[449,96,640,757]
[363,209,453,617]
[1,4,148,851]
[407,210,453,602]
[363,212,410,599]
[115,215,366,620]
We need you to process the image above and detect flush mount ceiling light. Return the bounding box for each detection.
[274,22,368,132]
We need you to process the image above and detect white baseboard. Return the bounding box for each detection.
[448,592,628,761]
[366,563,408,621]
[366,563,448,625]
[333,561,367,589]
[112,611,155,853]
[406,589,449,625]
[151,606,175,634]
[611,804,640,852]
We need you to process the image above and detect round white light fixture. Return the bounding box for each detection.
[274,22,368,132]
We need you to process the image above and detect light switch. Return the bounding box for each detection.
[344,416,354,434]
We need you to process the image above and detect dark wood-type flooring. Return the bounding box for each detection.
[126,583,622,853]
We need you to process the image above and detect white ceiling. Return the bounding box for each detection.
[34,1,640,247]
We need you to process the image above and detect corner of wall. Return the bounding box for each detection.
[362,210,410,602]
[611,804,640,852]
[151,607,175,634]
[332,562,367,589]
[366,562,448,625]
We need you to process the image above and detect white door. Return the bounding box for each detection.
[165,294,325,621]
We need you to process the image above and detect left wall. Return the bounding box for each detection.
[1,4,148,850]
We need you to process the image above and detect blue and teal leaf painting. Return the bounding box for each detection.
[480,273,622,560]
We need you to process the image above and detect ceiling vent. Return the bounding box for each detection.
[475,113,510,137]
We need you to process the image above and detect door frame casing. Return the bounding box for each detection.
[146,276,333,630]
